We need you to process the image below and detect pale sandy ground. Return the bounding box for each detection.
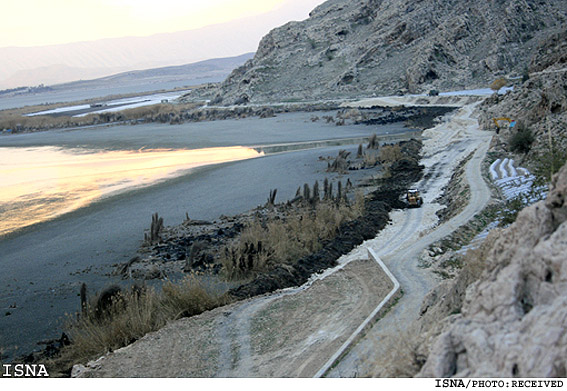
[73,99,494,377]
[340,94,483,108]
[73,258,393,377]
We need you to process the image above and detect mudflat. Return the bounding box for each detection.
[0,111,414,361]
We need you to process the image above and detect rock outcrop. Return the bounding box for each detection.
[418,162,567,377]
[215,0,567,104]
[479,29,567,162]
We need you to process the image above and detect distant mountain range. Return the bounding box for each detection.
[51,53,255,91]
[0,0,324,89]
[0,53,255,111]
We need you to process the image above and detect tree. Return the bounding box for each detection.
[490,77,508,92]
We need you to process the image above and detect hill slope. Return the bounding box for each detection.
[215,0,567,104]
[418,161,567,377]
[403,30,567,378]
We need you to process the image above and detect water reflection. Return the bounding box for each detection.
[0,146,263,236]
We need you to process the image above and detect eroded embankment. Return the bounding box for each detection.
[228,140,423,300]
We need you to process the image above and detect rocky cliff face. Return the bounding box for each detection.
[417,162,567,377]
[479,29,567,163]
[216,0,567,104]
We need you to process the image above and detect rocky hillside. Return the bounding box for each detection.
[400,31,567,378]
[215,0,567,104]
[479,29,567,165]
[417,161,567,377]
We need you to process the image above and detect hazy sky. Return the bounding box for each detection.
[1,0,325,48]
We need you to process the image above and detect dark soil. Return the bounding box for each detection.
[229,139,423,299]
[357,106,455,129]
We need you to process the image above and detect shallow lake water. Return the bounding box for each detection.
[0,111,418,361]
[0,146,262,237]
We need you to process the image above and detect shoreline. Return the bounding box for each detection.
[0,107,447,364]
[65,136,425,377]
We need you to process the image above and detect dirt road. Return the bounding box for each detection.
[73,102,493,378]
[73,256,393,377]
[326,103,492,376]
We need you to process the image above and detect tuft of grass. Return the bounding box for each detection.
[221,194,365,279]
[48,276,227,375]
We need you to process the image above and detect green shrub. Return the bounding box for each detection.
[509,127,534,154]
[533,135,567,183]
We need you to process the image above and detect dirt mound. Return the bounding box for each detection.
[356,106,455,129]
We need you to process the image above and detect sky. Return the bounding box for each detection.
[0,0,327,89]
[1,0,324,48]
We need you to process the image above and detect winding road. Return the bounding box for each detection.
[327,103,492,377]
[73,102,494,378]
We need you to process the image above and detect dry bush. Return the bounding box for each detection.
[160,277,224,319]
[221,195,364,279]
[62,287,160,363]
[379,144,403,166]
[363,151,380,167]
[327,150,351,173]
[52,276,226,373]
[490,77,508,92]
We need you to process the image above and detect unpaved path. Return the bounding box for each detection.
[73,102,493,378]
[327,103,492,377]
[73,256,393,377]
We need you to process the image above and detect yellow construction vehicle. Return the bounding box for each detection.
[406,189,423,207]
[492,117,515,130]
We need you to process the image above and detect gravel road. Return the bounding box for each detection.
[73,102,494,378]
[327,103,492,377]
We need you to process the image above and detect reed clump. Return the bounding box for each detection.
[50,276,227,374]
[221,188,365,279]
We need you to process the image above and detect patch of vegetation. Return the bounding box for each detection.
[220,191,365,279]
[47,276,228,375]
[143,212,164,246]
[490,77,508,92]
[498,196,526,226]
[533,135,567,184]
[0,101,202,133]
[508,125,535,154]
